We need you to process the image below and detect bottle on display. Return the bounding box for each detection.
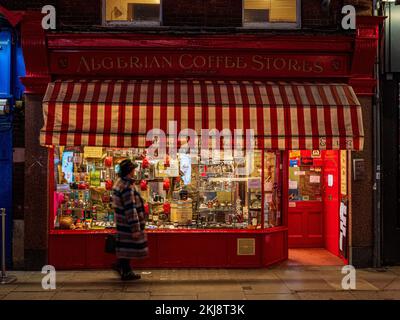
[92,206,97,221]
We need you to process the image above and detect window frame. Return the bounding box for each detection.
[102,0,163,27]
[241,0,301,30]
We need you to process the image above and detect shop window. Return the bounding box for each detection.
[243,0,300,28]
[52,147,283,231]
[104,0,161,25]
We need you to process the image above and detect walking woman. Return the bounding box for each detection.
[112,159,148,281]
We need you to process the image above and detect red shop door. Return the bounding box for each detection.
[288,151,324,248]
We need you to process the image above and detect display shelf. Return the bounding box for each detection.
[50,225,288,235]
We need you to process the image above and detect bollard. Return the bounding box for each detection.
[1,208,17,284]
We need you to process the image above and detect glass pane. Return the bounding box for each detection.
[263,151,282,228]
[288,150,323,202]
[53,147,283,231]
[105,0,160,22]
[244,0,297,24]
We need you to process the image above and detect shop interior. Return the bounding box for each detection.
[287,150,347,266]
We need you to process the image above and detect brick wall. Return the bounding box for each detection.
[1,0,373,30]
[162,0,242,27]
[302,0,344,29]
[0,0,101,27]
[12,110,24,220]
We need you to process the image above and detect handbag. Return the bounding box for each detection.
[105,234,117,254]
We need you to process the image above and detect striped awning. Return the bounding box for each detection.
[40,80,364,150]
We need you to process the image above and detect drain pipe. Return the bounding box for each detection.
[372,0,382,268]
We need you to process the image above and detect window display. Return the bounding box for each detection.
[53,147,283,231]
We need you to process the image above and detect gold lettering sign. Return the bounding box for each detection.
[340,150,347,196]
[76,54,327,74]
[84,147,103,159]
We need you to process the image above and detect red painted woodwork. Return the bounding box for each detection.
[0,5,23,27]
[323,151,340,257]
[263,229,288,266]
[49,51,349,79]
[288,201,324,248]
[19,12,51,95]
[49,228,288,269]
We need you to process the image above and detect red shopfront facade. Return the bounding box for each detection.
[18,13,381,269]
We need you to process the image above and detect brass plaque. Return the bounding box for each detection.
[237,238,255,256]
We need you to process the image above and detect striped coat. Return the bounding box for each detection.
[112,177,148,259]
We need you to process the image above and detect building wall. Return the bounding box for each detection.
[349,96,374,267]
[24,94,49,270]
[1,0,373,29]
[1,0,376,268]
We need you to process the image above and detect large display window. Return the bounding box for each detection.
[52,147,283,232]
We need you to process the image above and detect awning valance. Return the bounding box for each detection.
[40,80,363,150]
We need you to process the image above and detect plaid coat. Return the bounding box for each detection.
[112,177,148,259]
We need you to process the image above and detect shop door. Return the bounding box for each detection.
[288,151,324,248]
[322,151,340,257]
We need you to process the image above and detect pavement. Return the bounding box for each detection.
[1,264,400,300]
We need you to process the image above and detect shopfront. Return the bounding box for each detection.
[16,13,380,269]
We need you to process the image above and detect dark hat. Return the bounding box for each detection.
[118,159,138,178]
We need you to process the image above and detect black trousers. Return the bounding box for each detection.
[118,258,132,274]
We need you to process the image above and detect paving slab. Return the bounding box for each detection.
[101,292,150,300]
[0,284,18,294]
[320,273,380,291]
[197,291,246,300]
[3,292,56,300]
[239,279,292,294]
[245,293,299,300]
[376,290,400,300]
[149,282,201,295]
[195,283,244,293]
[350,291,382,300]
[52,291,104,300]
[124,281,152,292]
[280,278,335,291]
[228,269,279,281]
[388,266,400,276]
[150,295,198,300]
[274,269,325,280]
[356,270,399,290]
[383,278,400,291]
[297,291,355,300]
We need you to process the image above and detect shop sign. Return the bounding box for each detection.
[83,146,103,158]
[50,51,348,78]
[289,159,298,167]
[300,157,313,166]
[339,201,348,258]
[289,151,301,159]
[340,150,347,196]
[311,150,321,158]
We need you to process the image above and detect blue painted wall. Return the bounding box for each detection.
[0,25,25,268]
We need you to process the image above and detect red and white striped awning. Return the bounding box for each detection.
[40,80,364,150]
